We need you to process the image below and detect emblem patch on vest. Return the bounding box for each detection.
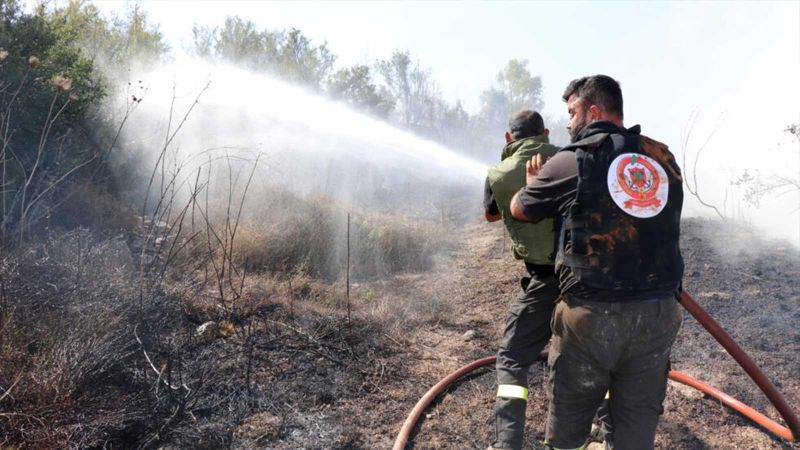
[607,153,669,218]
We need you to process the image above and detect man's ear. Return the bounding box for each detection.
[543,129,550,137]
[588,104,603,122]
[505,131,513,143]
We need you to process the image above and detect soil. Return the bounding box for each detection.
[229,217,800,450]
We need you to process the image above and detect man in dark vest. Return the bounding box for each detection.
[509,75,684,450]
[484,110,560,450]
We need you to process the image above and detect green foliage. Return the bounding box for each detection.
[192,17,335,89]
[479,59,543,139]
[469,59,547,159]
[207,17,277,67]
[0,0,167,242]
[327,64,394,118]
[109,4,168,66]
[1,6,104,236]
[479,87,512,136]
[189,16,548,160]
[376,50,418,126]
[46,1,168,70]
[374,49,475,147]
[496,59,543,112]
[1,5,103,110]
[277,28,335,86]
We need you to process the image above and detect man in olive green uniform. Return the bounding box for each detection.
[484,110,560,450]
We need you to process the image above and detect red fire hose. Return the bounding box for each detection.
[676,290,799,441]
[392,289,799,450]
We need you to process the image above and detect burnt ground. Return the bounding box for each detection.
[217,217,799,449]
[323,217,798,450]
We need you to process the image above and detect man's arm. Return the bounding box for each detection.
[483,177,502,222]
[510,192,530,222]
[511,151,578,222]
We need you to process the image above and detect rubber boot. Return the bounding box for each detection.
[493,396,527,450]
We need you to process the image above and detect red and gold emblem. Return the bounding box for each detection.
[607,153,669,218]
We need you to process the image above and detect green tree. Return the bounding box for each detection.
[46,0,168,70]
[210,17,280,68]
[106,4,168,66]
[0,1,104,133]
[276,28,335,86]
[472,59,546,160]
[376,50,412,124]
[478,87,511,134]
[190,23,215,59]
[327,64,394,118]
[191,18,335,90]
[496,59,543,112]
[376,50,440,129]
[479,59,543,134]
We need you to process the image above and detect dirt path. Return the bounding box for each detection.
[334,221,519,449]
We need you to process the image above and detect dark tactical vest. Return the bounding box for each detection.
[557,124,684,291]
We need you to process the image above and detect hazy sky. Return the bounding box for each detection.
[77,2,798,147]
[23,1,800,242]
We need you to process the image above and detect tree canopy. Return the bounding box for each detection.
[190,19,549,158]
[192,18,335,89]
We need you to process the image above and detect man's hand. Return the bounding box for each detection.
[525,154,545,185]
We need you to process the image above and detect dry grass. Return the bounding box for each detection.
[162,175,452,284]
[196,196,448,281]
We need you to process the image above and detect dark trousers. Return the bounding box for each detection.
[493,265,559,449]
[545,294,682,450]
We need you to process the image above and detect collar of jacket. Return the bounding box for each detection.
[500,134,550,160]
[575,121,641,141]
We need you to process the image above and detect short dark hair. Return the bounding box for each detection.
[508,110,545,140]
[562,75,624,119]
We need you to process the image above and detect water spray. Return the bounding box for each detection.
[120,59,488,206]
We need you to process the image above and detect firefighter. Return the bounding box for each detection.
[510,75,684,450]
[484,110,560,450]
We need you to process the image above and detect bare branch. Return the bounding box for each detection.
[681,112,726,220]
